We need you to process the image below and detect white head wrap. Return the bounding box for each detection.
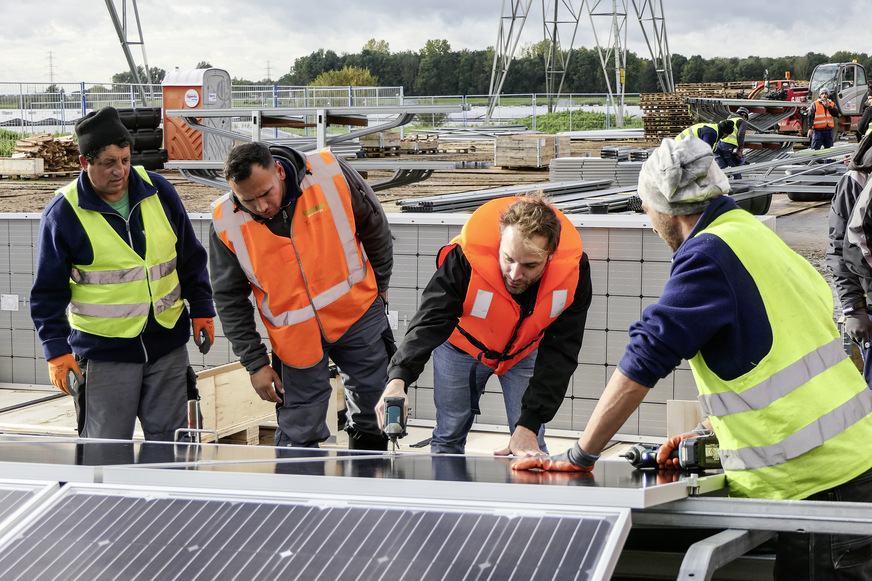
[637,137,731,215]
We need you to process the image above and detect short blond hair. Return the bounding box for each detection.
[499,192,561,255]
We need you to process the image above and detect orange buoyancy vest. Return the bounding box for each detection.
[439,197,583,374]
[812,100,835,129]
[212,149,378,368]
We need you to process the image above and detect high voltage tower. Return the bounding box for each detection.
[104,0,154,106]
[486,0,674,125]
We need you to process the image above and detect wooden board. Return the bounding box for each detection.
[0,157,44,175]
[494,134,570,168]
[194,361,276,444]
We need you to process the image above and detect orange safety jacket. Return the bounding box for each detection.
[812,100,835,129]
[437,197,583,374]
[212,149,378,368]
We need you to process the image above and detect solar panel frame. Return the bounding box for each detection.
[0,483,631,581]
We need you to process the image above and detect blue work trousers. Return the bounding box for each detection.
[810,127,834,150]
[431,342,546,454]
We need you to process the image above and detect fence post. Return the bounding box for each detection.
[532,94,537,132]
[80,82,86,118]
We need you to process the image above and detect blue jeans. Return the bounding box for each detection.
[431,342,546,454]
[774,466,872,580]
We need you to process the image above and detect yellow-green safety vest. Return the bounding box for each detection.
[689,208,872,500]
[676,123,719,149]
[61,167,184,338]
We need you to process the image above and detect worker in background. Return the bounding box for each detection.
[827,132,872,385]
[675,119,734,150]
[515,137,872,580]
[377,194,592,455]
[807,87,838,150]
[713,107,750,178]
[211,142,394,450]
[856,94,872,139]
[30,106,215,440]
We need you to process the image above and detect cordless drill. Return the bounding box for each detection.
[623,434,721,471]
[383,396,407,452]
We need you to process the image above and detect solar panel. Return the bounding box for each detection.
[0,484,630,581]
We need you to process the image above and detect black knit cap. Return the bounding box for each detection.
[75,106,132,158]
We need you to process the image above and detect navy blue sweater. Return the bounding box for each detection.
[618,197,774,387]
[31,167,214,363]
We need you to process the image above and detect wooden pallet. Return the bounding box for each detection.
[362,147,400,158]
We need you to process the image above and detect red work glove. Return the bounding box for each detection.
[656,433,697,469]
[511,442,596,473]
[193,318,214,354]
[47,354,83,395]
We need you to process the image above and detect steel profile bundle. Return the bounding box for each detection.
[681,97,803,131]
[396,179,619,213]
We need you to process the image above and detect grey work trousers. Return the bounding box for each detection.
[274,297,390,447]
[72,346,189,441]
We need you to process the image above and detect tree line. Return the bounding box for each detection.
[111,41,872,95]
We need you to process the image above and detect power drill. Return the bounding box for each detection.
[383,396,407,452]
[623,434,720,471]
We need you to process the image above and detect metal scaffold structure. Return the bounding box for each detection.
[486,0,674,126]
[104,0,154,106]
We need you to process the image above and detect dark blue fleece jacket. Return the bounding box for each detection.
[31,167,214,363]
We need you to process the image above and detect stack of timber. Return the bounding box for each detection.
[399,134,439,154]
[493,134,571,169]
[675,81,751,99]
[6,133,79,175]
[640,93,694,141]
[360,131,401,157]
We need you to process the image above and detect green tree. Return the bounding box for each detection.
[112,65,166,84]
[680,55,706,83]
[362,39,390,54]
[311,65,378,86]
[415,39,458,94]
[194,61,213,69]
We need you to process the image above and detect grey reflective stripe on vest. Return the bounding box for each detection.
[720,387,872,471]
[69,301,151,319]
[698,337,847,417]
[306,153,368,288]
[154,283,182,315]
[149,256,178,282]
[70,265,146,285]
[212,200,316,327]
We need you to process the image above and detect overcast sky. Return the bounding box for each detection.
[1,0,867,85]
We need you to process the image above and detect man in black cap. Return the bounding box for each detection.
[30,106,215,441]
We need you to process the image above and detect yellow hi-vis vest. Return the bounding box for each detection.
[676,123,719,148]
[690,208,872,500]
[61,167,184,338]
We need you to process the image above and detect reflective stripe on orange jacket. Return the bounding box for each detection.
[812,100,835,129]
[439,197,583,374]
[212,149,377,368]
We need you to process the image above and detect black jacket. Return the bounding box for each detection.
[388,245,592,433]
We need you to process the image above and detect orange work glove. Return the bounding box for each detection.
[656,433,697,469]
[511,442,596,473]
[193,318,214,354]
[47,354,83,395]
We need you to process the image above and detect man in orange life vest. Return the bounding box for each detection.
[211,142,394,450]
[378,194,592,455]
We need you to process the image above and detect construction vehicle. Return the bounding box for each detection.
[802,61,870,139]
[745,72,809,134]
